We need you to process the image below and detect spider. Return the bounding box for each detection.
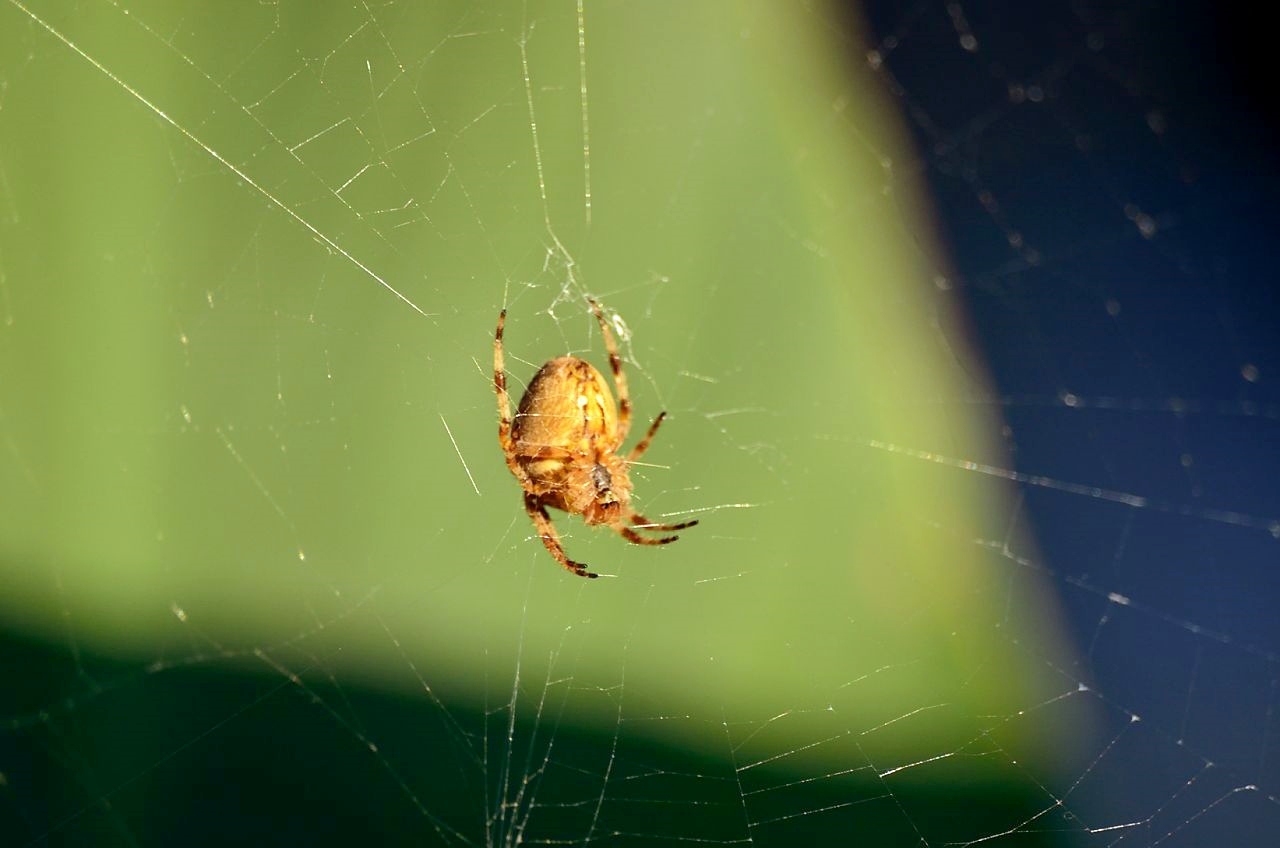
[494,299,698,578]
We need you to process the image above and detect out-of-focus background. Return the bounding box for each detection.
[1,1,1276,844]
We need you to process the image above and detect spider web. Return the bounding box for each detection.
[1,0,1278,845]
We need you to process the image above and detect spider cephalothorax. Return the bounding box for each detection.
[493,299,697,578]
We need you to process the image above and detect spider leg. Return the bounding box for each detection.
[616,524,683,546]
[630,511,699,533]
[627,411,666,461]
[624,412,699,533]
[495,309,533,487]
[495,309,512,433]
[589,298,630,444]
[525,492,598,578]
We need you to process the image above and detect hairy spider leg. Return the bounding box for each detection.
[588,298,630,446]
[626,412,700,534]
[525,492,598,578]
[494,309,533,487]
[617,525,682,545]
[627,410,665,461]
[629,512,699,533]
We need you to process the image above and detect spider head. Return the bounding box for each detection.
[582,461,630,526]
[589,463,621,517]
[591,463,613,494]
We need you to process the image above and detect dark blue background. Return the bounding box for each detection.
[855,0,1280,842]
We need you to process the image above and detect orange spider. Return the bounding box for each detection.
[494,299,698,578]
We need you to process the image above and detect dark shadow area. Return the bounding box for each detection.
[1,628,1076,846]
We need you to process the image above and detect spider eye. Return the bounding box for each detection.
[591,464,612,493]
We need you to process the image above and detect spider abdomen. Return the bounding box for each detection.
[512,356,619,455]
